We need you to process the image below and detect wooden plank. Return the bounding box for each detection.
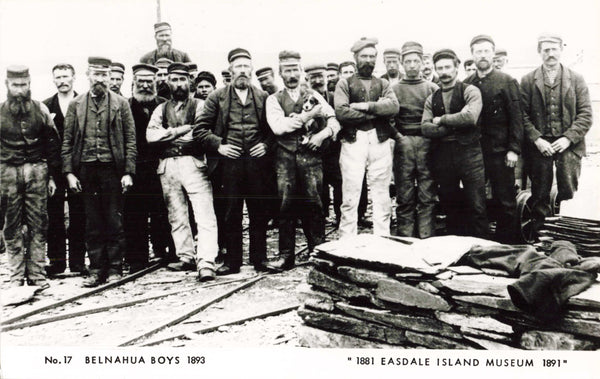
[404,330,472,349]
[141,304,300,346]
[307,269,372,301]
[376,279,451,311]
[298,307,407,345]
[435,312,514,334]
[519,330,597,350]
[335,302,462,339]
[447,266,482,275]
[2,262,162,325]
[336,266,390,287]
[118,275,264,346]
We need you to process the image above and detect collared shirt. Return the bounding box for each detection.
[234,88,248,104]
[286,88,300,103]
[227,88,261,154]
[146,98,204,144]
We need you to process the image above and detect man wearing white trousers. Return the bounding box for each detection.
[334,37,400,238]
[146,63,218,282]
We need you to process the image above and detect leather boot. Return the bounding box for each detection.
[266,253,295,273]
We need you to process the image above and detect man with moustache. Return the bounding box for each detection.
[335,37,400,238]
[463,59,476,78]
[140,22,191,65]
[493,48,508,71]
[381,48,403,86]
[421,49,488,238]
[520,34,592,237]
[339,61,356,79]
[256,67,278,95]
[391,42,438,238]
[43,63,86,276]
[62,57,137,287]
[110,62,125,95]
[326,63,339,92]
[194,71,217,100]
[155,58,173,99]
[464,35,523,244]
[266,53,340,271]
[146,63,217,282]
[422,53,440,84]
[124,64,174,273]
[193,48,274,275]
[305,63,342,227]
[1,66,61,288]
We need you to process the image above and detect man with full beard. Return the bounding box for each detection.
[266,55,340,271]
[146,63,218,281]
[391,42,438,238]
[43,63,86,277]
[124,64,174,273]
[62,57,137,287]
[155,58,173,99]
[334,37,400,238]
[140,22,191,65]
[194,71,217,100]
[1,66,61,288]
[256,67,278,95]
[464,35,523,244]
[193,48,274,275]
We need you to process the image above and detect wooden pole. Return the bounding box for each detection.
[156,0,161,22]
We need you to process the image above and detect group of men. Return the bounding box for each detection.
[0,21,592,290]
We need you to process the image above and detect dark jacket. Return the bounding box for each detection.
[192,85,274,177]
[334,75,399,143]
[464,69,523,155]
[128,96,166,164]
[62,91,137,176]
[520,64,593,157]
[140,48,191,65]
[43,92,78,138]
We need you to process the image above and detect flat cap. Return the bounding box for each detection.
[422,53,433,60]
[383,48,402,57]
[326,62,339,71]
[110,62,125,74]
[494,48,507,57]
[195,71,216,87]
[339,61,356,70]
[433,48,460,64]
[401,41,423,57]
[186,63,198,71]
[470,34,495,47]
[228,48,252,63]
[351,37,379,53]
[6,65,30,79]
[167,62,189,76]
[304,64,327,74]
[88,56,112,69]
[132,63,158,75]
[278,50,301,64]
[255,67,274,79]
[154,22,171,34]
[538,33,563,46]
[155,58,173,69]
[221,70,231,77]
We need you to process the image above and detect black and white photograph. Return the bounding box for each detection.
[0,0,599,378]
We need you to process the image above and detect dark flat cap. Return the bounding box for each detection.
[351,37,379,53]
[6,65,29,79]
[278,50,301,62]
[132,63,158,75]
[470,34,495,47]
[339,61,356,70]
[155,58,173,69]
[255,67,274,79]
[110,62,125,74]
[154,22,171,34]
[168,62,189,76]
[326,63,339,71]
[195,71,216,87]
[433,48,460,64]
[401,41,423,57]
[228,48,252,63]
[383,48,401,57]
[305,64,326,74]
[88,56,112,68]
[186,63,198,71]
[538,33,563,45]
[494,48,507,57]
[221,70,231,77]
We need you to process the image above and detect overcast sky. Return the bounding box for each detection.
[1,0,599,100]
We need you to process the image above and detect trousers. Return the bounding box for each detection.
[483,151,518,244]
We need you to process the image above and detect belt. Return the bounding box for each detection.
[160,144,196,159]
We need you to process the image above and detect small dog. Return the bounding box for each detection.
[299,94,320,145]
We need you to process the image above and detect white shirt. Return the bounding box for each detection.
[58,92,75,116]
[286,88,300,102]
[234,88,248,104]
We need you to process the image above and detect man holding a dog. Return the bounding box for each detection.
[265,51,340,272]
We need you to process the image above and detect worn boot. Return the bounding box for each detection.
[266,253,295,273]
